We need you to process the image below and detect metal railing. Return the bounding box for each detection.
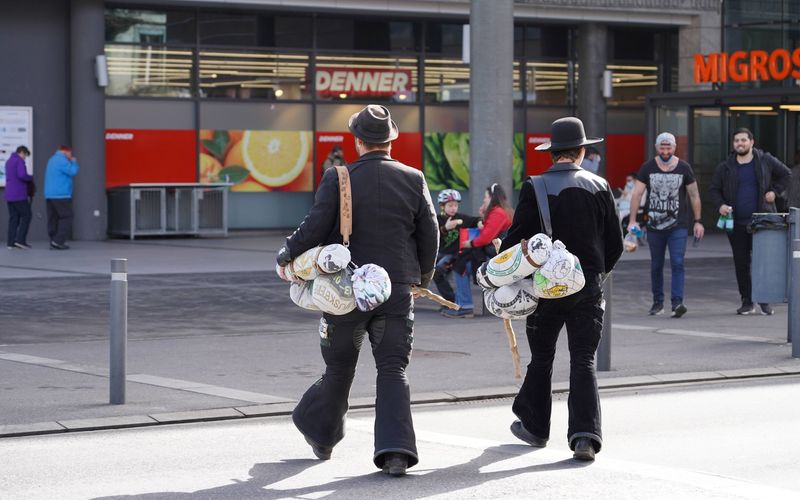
[107,183,231,239]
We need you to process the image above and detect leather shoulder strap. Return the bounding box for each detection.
[335,166,352,246]
[529,175,552,237]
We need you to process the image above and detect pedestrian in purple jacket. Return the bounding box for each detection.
[4,146,34,249]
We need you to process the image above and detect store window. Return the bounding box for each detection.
[315,54,418,103]
[605,63,659,107]
[316,18,420,52]
[525,61,570,105]
[522,26,570,59]
[105,8,195,45]
[423,57,469,103]
[104,44,193,98]
[198,12,312,48]
[199,50,310,100]
[425,22,466,56]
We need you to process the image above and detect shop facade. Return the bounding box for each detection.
[0,0,721,240]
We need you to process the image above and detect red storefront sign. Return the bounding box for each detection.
[105,129,197,188]
[315,67,412,97]
[694,49,800,84]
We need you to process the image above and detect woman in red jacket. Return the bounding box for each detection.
[444,183,513,318]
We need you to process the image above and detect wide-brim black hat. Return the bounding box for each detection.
[348,105,399,143]
[535,117,603,151]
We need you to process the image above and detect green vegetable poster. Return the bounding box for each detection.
[423,132,525,191]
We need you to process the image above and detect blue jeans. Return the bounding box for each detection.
[454,261,474,310]
[647,227,688,306]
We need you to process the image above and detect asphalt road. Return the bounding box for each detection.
[1,377,798,499]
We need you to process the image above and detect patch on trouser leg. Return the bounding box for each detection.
[319,317,331,347]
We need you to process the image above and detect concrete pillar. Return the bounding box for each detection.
[70,0,106,240]
[469,0,514,212]
[678,10,722,92]
[577,23,607,176]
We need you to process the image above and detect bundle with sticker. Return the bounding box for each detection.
[476,233,552,289]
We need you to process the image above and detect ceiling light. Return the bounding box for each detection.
[274,88,284,97]
[339,93,347,99]
[779,105,800,111]
[729,106,773,111]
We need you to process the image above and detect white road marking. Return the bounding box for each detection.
[614,323,783,344]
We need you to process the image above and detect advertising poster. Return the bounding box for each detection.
[0,106,34,187]
[105,129,196,188]
[525,133,552,178]
[424,132,525,191]
[200,129,313,192]
[315,132,422,185]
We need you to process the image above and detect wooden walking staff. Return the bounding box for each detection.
[492,238,523,379]
[412,286,459,310]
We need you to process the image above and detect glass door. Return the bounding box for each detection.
[690,107,725,226]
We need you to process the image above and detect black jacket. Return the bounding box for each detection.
[283,150,439,287]
[437,212,481,256]
[708,148,791,214]
[500,163,623,279]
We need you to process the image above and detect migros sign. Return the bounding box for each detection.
[694,49,800,84]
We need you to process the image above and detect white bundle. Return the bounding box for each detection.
[311,267,357,315]
[483,278,539,320]
[532,240,586,299]
[290,280,319,310]
[352,263,392,312]
[279,244,351,282]
[476,234,552,289]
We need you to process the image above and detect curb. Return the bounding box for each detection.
[2,366,799,439]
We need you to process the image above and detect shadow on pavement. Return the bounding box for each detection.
[93,445,586,499]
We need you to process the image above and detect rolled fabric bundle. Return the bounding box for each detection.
[532,240,586,299]
[311,267,357,315]
[290,280,319,310]
[476,233,552,289]
[282,244,352,282]
[483,278,539,320]
[352,263,392,312]
[316,244,351,274]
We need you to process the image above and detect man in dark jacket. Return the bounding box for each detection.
[500,117,623,462]
[4,145,34,249]
[277,104,439,476]
[708,128,791,316]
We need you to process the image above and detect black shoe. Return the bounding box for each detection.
[737,302,756,315]
[510,420,547,447]
[572,437,596,461]
[442,308,474,319]
[671,303,687,318]
[648,302,664,315]
[304,436,332,460]
[382,452,408,476]
[50,241,70,250]
[14,242,32,249]
[758,303,774,316]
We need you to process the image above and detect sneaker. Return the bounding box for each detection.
[13,242,32,249]
[737,302,756,315]
[759,303,774,316]
[381,452,408,476]
[510,420,547,447]
[671,303,687,318]
[50,241,70,250]
[572,437,596,461]
[442,308,474,319]
[648,302,664,316]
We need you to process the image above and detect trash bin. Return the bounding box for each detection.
[749,213,788,304]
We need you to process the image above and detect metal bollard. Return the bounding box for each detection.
[792,240,800,358]
[110,258,128,404]
[597,273,612,371]
[790,209,800,344]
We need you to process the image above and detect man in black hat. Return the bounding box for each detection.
[277,104,438,476]
[500,116,623,461]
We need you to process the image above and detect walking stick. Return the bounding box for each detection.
[412,286,459,310]
[492,238,522,379]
